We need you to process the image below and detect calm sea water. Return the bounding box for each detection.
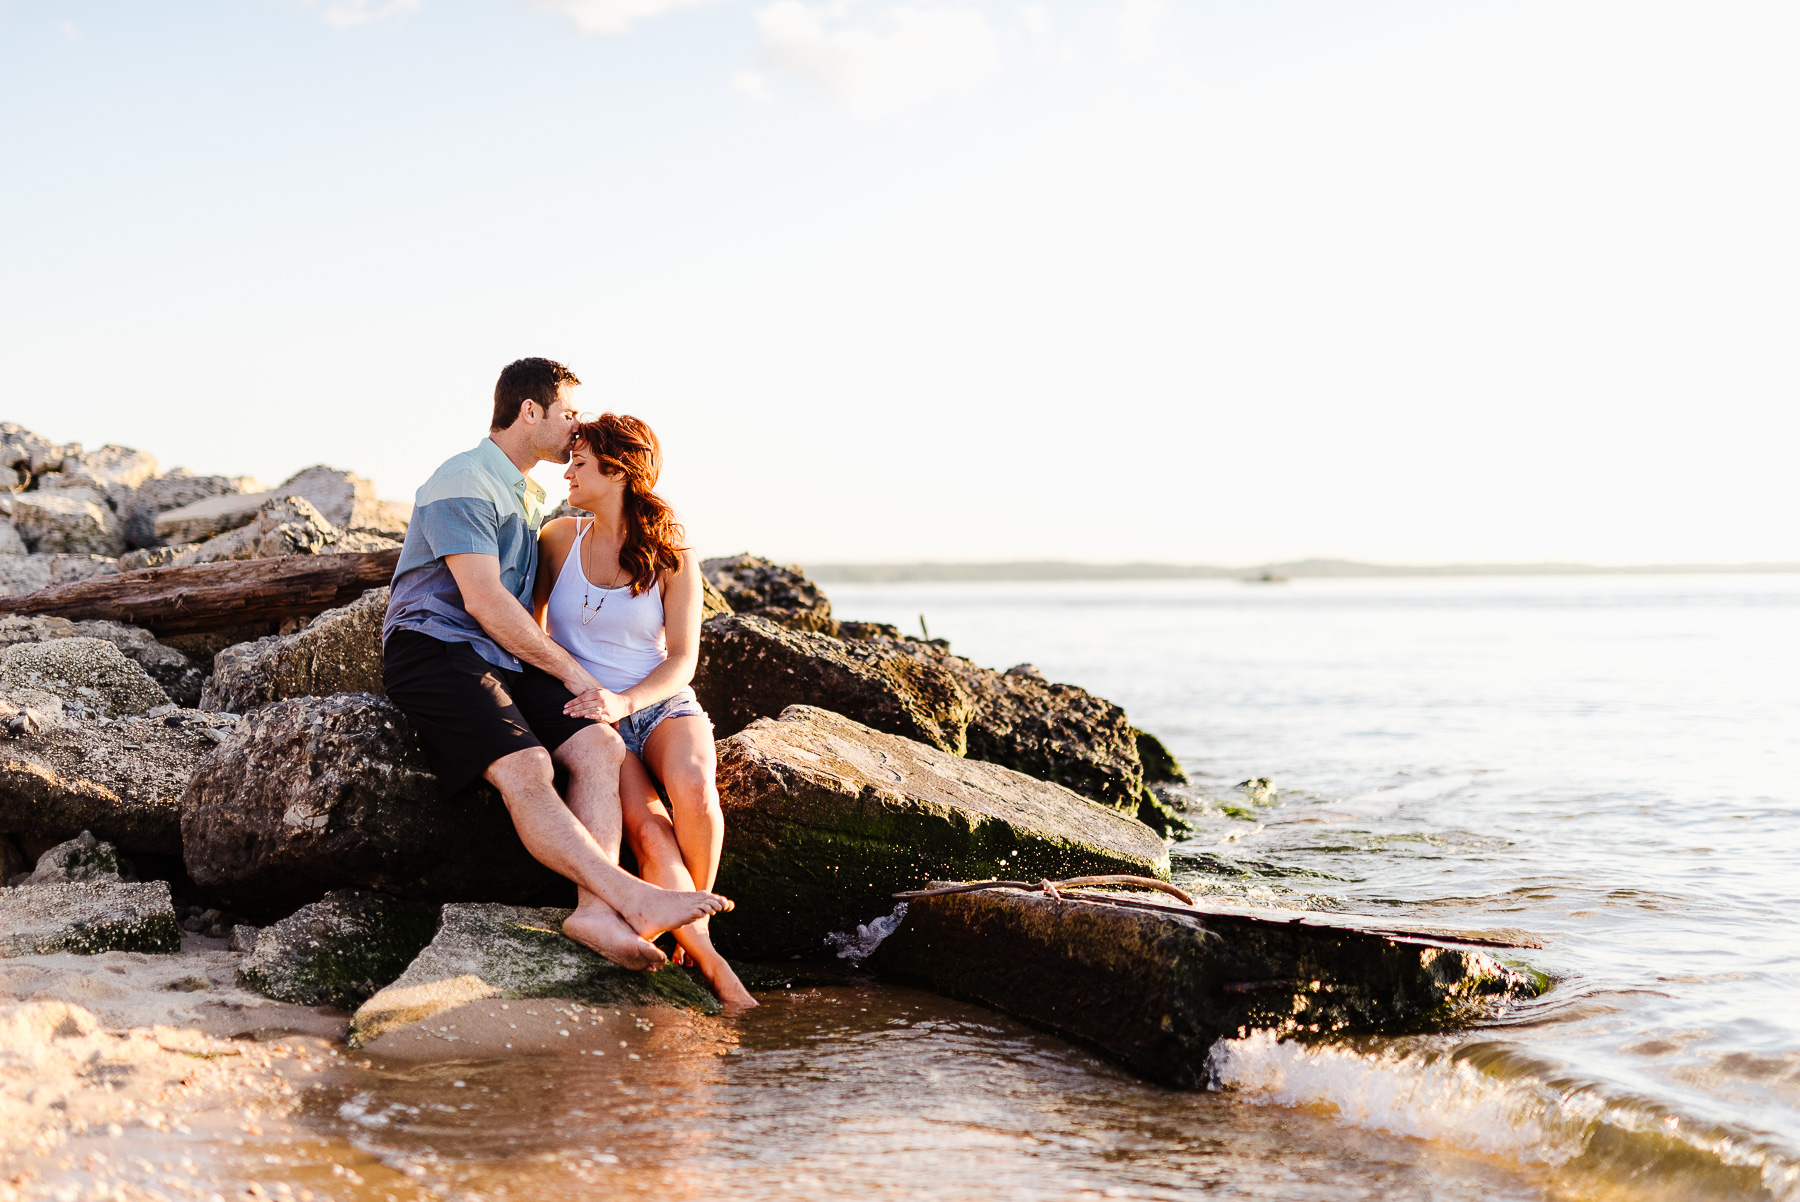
[825,573,1800,1200]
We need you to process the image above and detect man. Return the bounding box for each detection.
[382,357,728,970]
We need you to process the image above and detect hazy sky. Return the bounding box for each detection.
[2,0,1795,566]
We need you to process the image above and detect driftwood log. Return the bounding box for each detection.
[0,550,399,636]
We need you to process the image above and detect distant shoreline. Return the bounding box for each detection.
[804,558,1800,583]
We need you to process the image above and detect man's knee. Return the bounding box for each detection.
[554,723,626,773]
[485,746,556,799]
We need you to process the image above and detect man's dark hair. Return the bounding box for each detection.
[492,358,580,431]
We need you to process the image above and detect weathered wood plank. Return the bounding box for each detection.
[0,550,400,636]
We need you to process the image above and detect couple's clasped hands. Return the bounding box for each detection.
[562,673,635,724]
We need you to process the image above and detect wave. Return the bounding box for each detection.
[1209,1031,1800,1201]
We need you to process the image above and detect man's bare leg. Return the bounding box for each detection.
[553,725,663,970]
[619,752,757,1010]
[483,735,731,968]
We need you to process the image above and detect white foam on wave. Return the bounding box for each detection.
[825,903,909,962]
[1208,1032,1800,1200]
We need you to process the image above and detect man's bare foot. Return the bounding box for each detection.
[564,904,667,971]
[618,887,732,941]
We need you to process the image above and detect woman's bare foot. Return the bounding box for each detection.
[564,903,667,971]
[617,886,732,942]
[700,955,759,1012]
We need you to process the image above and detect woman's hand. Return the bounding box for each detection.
[564,686,634,724]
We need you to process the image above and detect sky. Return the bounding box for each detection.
[1,0,1796,567]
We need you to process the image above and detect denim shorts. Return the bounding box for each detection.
[616,686,708,758]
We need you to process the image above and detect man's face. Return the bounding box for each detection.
[533,384,581,464]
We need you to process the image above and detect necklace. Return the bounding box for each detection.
[580,540,630,626]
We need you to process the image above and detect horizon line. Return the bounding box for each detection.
[799,558,1800,583]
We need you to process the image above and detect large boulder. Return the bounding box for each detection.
[237,889,441,1010]
[347,901,719,1048]
[0,423,71,480]
[709,705,1169,958]
[0,695,220,856]
[274,465,406,534]
[0,522,24,557]
[0,615,202,708]
[0,638,169,716]
[0,554,52,596]
[875,888,1542,1089]
[700,553,834,632]
[10,489,124,557]
[47,444,158,511]
[0,880,181,957]
[180,693,567,911]
[120,470,259,549]
[165,495,339,566]
[201,587,387,713]
[154,490,278,545]
[694,614,975,753]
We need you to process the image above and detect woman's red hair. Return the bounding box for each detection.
[571,414,685,595]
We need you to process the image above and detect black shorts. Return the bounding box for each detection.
[382,629,598,798]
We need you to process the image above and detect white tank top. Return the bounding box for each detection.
[544,520,668,692]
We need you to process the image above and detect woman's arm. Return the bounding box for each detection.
[617,548,703,715]
[533,517,578,627]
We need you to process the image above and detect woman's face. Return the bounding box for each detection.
[562,444,622,511]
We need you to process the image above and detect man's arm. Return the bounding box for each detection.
[445,552,601,697]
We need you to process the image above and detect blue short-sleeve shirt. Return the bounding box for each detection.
[382,437,546,672]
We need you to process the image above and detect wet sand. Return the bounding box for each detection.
[1,940,1566,1202]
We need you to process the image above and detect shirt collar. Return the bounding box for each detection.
[477,437,547,505]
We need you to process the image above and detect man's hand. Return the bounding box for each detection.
[565,686,634,725]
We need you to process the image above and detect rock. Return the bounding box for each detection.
[22,830,136,885]
[154,491,276,546]
[0,554,52,597]
[164,495,340,566]
[1133,730,1188,784]
[347,901,719,1048]
[200,587,387,712]
[121,471,258,549]
[694,614,975,753]
[0,638,170,716]
[0,879,181,956]
[11,489,125,557]
[329,529,403,553]
[0,424,69,479]
[700,554,835,632]
[180,693,567,910]
[49,554,119,586]
[0,697,216,856]
[0,522,24,557]
[50,445,158,510]
[701,575,732,620]
[161,624,277,667]
[274,465,405,534]
[67,619,203,708]
[237,889,440,1010]
[709,705,1169,958]
[0,833,27,881]
[873,888,1542,1089]
[116,543,198,571]
[227,923,259,952]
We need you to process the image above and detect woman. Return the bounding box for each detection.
[533,414,756,1011]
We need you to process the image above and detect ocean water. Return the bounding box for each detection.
[824,573,1800,1200]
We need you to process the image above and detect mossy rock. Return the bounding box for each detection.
[710,705,1169,958]
[348,902,720,1048]
[237,889,441,1010]
[0,879,180,956]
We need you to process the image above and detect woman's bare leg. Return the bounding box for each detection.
[619,750,758,1011]
[641,716,726,892]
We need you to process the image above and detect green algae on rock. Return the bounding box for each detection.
[237,888,439,1010]
[709,705,1170,959]
[348,902,720,1048]
[0,879,180,956]
[873,888,1542,1089]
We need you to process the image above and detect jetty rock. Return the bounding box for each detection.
[237,888,440,1010]
[119,470,260,550]
[0,637,170,716]
[0,693,222,857]
[696,614,975,754]
[202,586,388,712]
[348,901,720,1049]
[700,553,834,633]
[19,830,135,886]
[180,693,566,911]
[10,490,124,558]
[0,879,181,957]
[154,465,404,547]
[0,614,203,708]
[874,888,1543,1089]
[708,705,1169,958]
